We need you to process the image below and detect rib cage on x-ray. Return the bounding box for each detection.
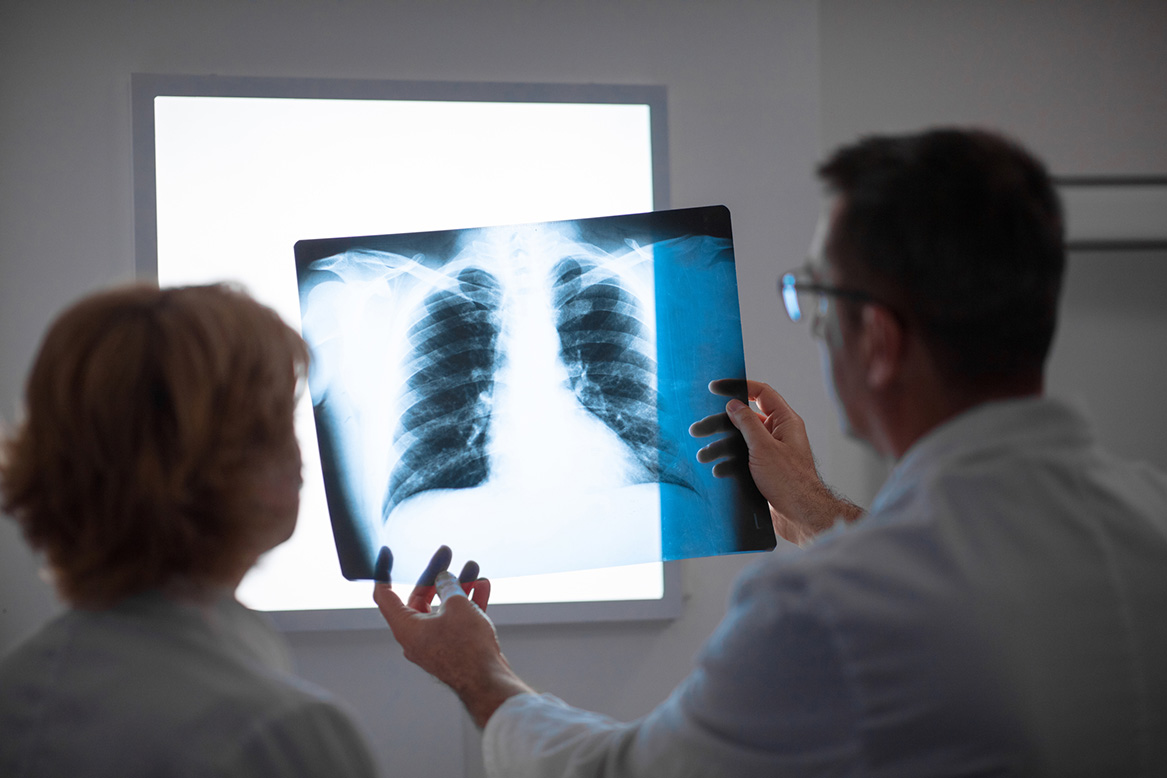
[382,245,687,523]
[551,257,683,488]
[385,267,504,517]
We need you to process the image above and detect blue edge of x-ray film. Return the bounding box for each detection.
[651,205,773,559]
[296,204,775,582]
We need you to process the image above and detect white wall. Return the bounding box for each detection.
[819,0,1167,176]
[2,2,1165,776]
[819,0,1167,489]
[0,2,822,775]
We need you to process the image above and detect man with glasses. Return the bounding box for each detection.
[374,128,1167,776]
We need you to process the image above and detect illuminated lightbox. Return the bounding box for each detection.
[132,75,771,626]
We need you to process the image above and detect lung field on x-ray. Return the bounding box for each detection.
[386,267,505,517]
[551,257,684,488]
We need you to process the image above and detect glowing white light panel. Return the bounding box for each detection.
[149,90,665,611]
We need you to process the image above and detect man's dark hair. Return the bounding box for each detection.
[817,128,1065,387]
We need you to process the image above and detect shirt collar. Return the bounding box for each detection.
[869,395,1095,516]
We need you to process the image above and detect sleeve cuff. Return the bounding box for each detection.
[481,693,569,777]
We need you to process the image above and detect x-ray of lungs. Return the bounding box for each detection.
[295,205,774,583]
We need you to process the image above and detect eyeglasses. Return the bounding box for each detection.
[779,270,881,325]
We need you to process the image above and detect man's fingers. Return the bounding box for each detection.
[727,397,775,451]
[689,411,736,438]
[707,378,749,399]
[434,570,465,602]
[710,378,784,406]
[467,578,491,611]
[373,581,401,613]
[410,545,453,612]
[697,435,749,478]
[750,382,795,421]
[696,433,746,464]
[710,377,792,416]
[386,548,486,613]
[711,459,749,479]
[406,584,438,613]
[458,561,480,584]
[459,561,489,610]
[373,546,393,584]
[416,545,453,587]
[705,379,798,437]
[373,583,415,635]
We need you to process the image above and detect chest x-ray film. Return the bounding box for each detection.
[296,205,774,582]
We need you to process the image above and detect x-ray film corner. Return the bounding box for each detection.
[295,205,773,583]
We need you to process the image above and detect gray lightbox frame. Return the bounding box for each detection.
[130,73,682,630]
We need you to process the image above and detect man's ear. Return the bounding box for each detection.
[860,304,904,390]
